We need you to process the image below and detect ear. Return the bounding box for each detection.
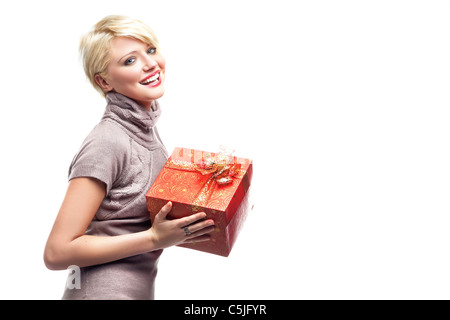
[94,74,113,92]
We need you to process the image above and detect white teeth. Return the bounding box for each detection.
[141,73,160,84]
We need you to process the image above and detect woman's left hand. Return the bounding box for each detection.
[148,201,215,250]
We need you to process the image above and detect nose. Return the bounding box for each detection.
[143,55,158,72]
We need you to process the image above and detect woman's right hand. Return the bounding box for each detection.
[148,201,215,250]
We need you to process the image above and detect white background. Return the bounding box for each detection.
[0,0,449,299]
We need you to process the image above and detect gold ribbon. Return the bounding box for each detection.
[165,152,242,213]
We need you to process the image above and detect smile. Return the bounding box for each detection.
[140,71,162,87]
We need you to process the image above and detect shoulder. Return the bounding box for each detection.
[69,120,132,193]
[89,119,130,145]
[82,119,131,156]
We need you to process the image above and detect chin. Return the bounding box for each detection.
[145,91,165,103]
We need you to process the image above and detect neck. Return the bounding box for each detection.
[139,99,154,112]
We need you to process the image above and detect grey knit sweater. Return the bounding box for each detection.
[62,92,169,300]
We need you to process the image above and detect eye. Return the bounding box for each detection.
[147,47,157,54]
[124,57,136,66]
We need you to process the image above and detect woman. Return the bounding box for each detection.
[44,15,215,299]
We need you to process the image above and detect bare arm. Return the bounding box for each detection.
[44,177,214,270]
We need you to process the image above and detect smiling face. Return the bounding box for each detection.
[95,37,166,110]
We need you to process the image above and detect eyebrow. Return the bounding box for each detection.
[117,44,154,64]
[118,50,138,63]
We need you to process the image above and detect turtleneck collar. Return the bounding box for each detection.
[102,92,162,148]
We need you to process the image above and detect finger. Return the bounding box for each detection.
[155,201,172,221]
[176,212,207,228]
[185,219,215,235]
[186,224,216,239]
[183,234,212,244]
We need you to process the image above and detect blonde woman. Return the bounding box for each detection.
[44,15,215,300]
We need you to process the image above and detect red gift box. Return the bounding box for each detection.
[146,147,253,257]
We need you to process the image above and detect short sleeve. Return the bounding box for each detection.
[68,121,129,195]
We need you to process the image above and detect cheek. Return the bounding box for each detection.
[108,66,140,85]
[157,55,166,71]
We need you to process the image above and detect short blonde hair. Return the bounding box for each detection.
[79,15,160,97]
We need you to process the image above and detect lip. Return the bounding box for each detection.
[140,70,162,87]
